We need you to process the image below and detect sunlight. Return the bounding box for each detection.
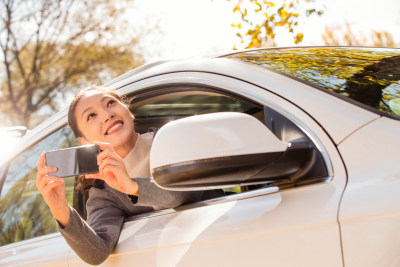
[131,0,238,61]
[0,128,24,163]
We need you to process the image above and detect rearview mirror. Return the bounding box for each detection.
[150,112,320,190]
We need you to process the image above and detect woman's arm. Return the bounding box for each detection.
[37,151,122,265]
[58,187,126,265]
[132,178,204,210]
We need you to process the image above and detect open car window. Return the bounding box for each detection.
[125,85,321,198]
[129,89,265,134]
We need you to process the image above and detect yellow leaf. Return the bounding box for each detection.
[294,33,304,44]
[279,8,288,19]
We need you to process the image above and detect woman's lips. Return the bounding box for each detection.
[105,121,123,135]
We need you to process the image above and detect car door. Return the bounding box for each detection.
[68,72,348,267]
[0,126,79,267]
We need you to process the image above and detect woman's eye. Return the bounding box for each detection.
[107,99,116,107]
[87,113,96,121]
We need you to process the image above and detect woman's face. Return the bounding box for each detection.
[74,90,136,157]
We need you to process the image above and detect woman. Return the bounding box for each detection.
[36,86,212,265]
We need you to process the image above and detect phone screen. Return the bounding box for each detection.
[45,144,100,177]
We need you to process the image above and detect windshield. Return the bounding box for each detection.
[224,47,400,119]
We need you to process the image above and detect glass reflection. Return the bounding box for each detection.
[0,127,79,246]
[226,47,400,118]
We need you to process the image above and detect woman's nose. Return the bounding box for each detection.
[104,112,114,123]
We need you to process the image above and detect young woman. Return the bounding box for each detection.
[36,86,216,265]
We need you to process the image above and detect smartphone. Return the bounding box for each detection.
[45,144,100,178]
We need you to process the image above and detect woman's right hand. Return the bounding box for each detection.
[36,152,70,227]
[85,142,139,196]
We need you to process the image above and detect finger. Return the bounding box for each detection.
[37,175,63,190]
[41,179,65,196]
[37,175,62,191]
[97,149,121,165]
[37,152,46,170]
[102,165,120,180]
[98,157,120,174]
[85,173,101,179]
[93,141,113,152]
[37,166,58,180]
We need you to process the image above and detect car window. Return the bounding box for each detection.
[127,85,328,198]
[224,47,400,119]
[0,126,79,246]
[129,90,264,134]
[127,88,296,195]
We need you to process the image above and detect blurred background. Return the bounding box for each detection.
[0,0,399,129]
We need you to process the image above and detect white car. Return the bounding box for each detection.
[0,47,399,267]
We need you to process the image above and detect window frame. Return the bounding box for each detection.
[117,71,333,180]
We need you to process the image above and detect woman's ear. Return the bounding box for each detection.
[78,137,89,145]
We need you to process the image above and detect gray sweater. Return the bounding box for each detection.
[58,133,216,265]
[59,178,204,265]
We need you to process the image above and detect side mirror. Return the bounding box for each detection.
[150,112,319,190]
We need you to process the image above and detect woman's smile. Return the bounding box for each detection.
[105,120,124,135]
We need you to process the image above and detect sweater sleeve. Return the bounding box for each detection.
[58,188,125,265]
[133,178,204,210]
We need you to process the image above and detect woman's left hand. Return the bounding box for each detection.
[85,142,139,196]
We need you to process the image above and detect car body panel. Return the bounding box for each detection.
[0,234,69,267]
[68,182,345,267]
[338,116,400,267]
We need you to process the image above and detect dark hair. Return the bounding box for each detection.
[68,85,130,193]
[75,175,105,194]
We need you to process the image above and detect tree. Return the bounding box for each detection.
[228,0,323,48]
[0,0,144,128]
[322,24,399,48]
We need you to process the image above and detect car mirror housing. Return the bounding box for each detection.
[150,112,319,190]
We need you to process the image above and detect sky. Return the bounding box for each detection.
[129,0,400,62]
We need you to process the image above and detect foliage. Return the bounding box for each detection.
[226,47,400,116]
[0,0,144,128]
[322,23,399,48]
[228,0,323,48]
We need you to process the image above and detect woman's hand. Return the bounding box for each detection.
[36,152,70,227]
[85,142,139,196]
